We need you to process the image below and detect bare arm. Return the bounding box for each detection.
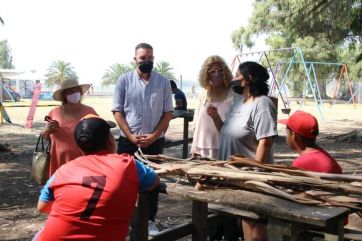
[113,111,138,145]
[255,137,273,163]
[37,200,53,214]
[207,105,223,132]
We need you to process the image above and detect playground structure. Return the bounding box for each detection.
[0,69,47,126]
[230,47,359,119]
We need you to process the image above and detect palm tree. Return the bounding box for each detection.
[101,63,131,86]
[154,61,176,80]
[45,60,78,88]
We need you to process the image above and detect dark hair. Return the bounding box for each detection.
[135,43,153,52]
[238,61,269,96]
[170,80,177,89]
[74,118,110,154]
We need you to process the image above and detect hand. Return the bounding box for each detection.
[46,120,59,133]
[128,134,140,146]
[137,134,157,148]
[206,104,220,121]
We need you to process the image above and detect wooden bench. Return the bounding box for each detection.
[130,179,350,241]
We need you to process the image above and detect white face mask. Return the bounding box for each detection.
[66,92,81,103]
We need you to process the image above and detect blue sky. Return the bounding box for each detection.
[0,0,266,87]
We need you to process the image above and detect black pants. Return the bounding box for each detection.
[117,136,165,222]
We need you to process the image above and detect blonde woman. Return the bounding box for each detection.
[191,55,237,159]
[41,79,97,176]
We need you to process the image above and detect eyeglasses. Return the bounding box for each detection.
[208,68,224,74]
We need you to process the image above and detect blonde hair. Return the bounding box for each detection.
[198,55,233,89]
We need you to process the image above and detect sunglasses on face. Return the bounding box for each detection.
[208,68,224,74]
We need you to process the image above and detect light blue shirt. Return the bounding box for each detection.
[112,70,174,137]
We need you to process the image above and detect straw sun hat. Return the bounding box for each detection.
[53,79,90,101]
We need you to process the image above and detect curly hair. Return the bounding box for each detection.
[198,55,233,89]
[238,61,269,96]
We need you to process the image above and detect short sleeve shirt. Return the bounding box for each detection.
[112,70,174,136]
[219,95,277,162]
[292,149,342,174]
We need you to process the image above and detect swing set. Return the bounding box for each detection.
[230,47,357,120]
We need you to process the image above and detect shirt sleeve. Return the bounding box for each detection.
[135,159,158,191]
[39,175,56,202]
[163,79,174,113]
[112,74,126,113]
[253,96,278,140]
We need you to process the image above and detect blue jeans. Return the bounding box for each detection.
[117,136,165,221]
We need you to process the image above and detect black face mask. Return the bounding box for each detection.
[138,60,153,74]
[231,79,243,94]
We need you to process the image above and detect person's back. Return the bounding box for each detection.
[38,153,139,241]
[34,114,159,241]
[279,110,342,174]
[292,148,342,173]
[170,80,187,110]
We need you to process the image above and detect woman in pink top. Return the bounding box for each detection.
[41,79,97,176]
[191,55,237,159]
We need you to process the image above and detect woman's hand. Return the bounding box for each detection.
[45,120,60,133]
[207,104,224,132]
[206,104,220,120]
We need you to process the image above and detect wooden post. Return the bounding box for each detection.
[130,193,149,241]
[192,200,208,241]
[182,116,189,158]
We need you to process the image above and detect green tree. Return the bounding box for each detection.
[0,40,13,69]
[101,63,131,86]
[231,0,361,96]
[154,61,176,80]
[45,60,78,87]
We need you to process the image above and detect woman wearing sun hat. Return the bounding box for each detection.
[41,79,97,176]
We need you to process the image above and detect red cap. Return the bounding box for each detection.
[278,111,319,139]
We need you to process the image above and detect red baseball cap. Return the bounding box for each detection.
[278,111,319,139]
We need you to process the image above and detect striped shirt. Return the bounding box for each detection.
[112,70,173,137]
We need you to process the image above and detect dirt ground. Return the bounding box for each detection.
[0,97,362,240]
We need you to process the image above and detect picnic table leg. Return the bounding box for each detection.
[324,218,344,241]
[192,200,208,241]
[130,192,149,241]
[182,117,189,158]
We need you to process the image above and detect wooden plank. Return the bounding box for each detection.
[192,200,208,241]
[149,222,193,241]
[209,203,266,223]
[164,180,349,228]
[130,193,149,241]
[149,214,220,241]
[164,138,193,148]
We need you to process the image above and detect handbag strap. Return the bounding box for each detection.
[35,135,51,152]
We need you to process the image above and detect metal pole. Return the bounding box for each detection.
[296,48,324,120]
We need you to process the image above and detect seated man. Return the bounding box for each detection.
[33,114,159,241]
[170,80,187,110]
[278,110,342,173]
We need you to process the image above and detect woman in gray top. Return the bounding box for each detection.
[207,61,277,241]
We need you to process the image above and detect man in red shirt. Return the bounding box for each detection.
[33,114,159,241]
[278,110,342,173]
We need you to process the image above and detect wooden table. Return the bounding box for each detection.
[131,178,349,241]
[165,110,194,158]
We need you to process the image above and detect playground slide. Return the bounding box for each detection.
[2,85,20,102]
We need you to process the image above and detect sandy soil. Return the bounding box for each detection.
[0,96,361,240]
